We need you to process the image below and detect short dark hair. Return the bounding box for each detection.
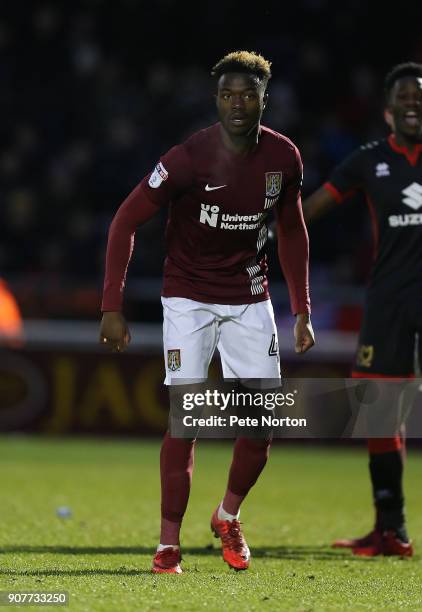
[384,62,422,98]
[211,51,272,86]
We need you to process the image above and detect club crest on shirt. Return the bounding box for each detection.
[265,172,282,197]
[167,349,181,371]
[356,345,374,368]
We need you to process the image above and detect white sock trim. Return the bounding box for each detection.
[218,502,240,521]
[157,543,179,552]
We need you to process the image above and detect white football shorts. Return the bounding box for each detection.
[162,297,281,385]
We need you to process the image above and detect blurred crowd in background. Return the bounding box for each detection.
[1,0,421,326]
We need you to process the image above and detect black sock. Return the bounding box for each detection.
[369,450,408,541]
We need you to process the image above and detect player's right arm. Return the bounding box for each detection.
[99,145,194,351]
[100,184,161,351]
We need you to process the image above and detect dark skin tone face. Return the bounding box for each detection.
[215,72,268,154]
[384,75,422,150]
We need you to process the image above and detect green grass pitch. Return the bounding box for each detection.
[0,436,421,611]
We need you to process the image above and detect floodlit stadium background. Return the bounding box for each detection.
[1,0,421,433]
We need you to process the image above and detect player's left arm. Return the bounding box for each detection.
[275,145,314,354]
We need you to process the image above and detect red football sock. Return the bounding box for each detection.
[160,431,195,545]
[222,437,271,516]
[367,436,401,454]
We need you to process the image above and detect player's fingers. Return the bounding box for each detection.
[295,333,314,354]
[101,335,125,353]
[114,336,130,352]
[300,334,315,354]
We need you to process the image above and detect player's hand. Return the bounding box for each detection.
[99,311,131,353]
[294,313,315,354]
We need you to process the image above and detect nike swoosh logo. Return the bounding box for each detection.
[205,184,227,191]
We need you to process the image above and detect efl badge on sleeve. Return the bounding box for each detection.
[148,161,169,188]
[167,349,181,372]
[265,172,282,197]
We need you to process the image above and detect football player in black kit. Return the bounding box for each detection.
[304,62,422,556]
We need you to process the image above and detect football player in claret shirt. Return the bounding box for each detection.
[100,51,314,573]
[304,62,422,557]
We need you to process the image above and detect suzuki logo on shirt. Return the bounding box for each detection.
[389,213,422,227]
[200,204,220,227]
[402,182,422,210]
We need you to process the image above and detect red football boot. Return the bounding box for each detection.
[379,531,413,557]
[152,547,182,574]
[333,529,382,549]
[352,530,413,557]
[210,507,250,570]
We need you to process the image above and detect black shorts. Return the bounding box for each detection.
[352,298,422,377]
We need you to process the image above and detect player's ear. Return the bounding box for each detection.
[263,92,268,110]
[384,108,394,130]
